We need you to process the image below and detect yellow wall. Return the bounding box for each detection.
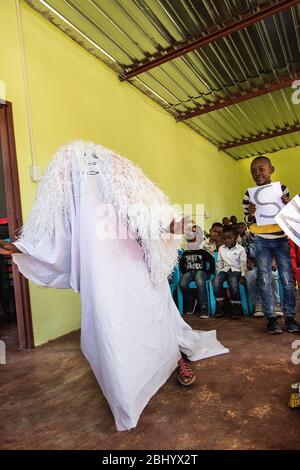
[0,0,242,345]
[237,148,300,198]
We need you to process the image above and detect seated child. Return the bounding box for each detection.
[222,217,230,227]
[179,249,215,318]
[200,222,223,256]
[213,226,247,319]
[246,256,283,317]
[236,222,253,251]
[185,224,204,250]
[236,221,283,318]
[230,215,238,230]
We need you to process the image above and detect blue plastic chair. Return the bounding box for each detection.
[169,264,184,315]
[187,279,214,316]
[209,280,249,316]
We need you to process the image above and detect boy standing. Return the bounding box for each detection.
[243,156,300,334]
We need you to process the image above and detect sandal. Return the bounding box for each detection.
[176,357,196,386]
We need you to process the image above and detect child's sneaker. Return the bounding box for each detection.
[267,318,283,334]
[275,303,284,317]
[253,304,264,317]
[176,356,196,386]
[186,299,197,315]
[215,300,225,318]
[285,318,300,333]
[199,305,209,319]
[231,303,241,320]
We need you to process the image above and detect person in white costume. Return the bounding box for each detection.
[0,141,228,431]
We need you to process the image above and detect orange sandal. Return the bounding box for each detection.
[177,357,196,386]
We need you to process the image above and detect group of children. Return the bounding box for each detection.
[178,156,300,334]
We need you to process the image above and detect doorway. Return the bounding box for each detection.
[0,101,33,350]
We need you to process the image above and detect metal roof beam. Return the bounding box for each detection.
[176,73,300,121]
[218,124,300,150]
[119,0,300,81]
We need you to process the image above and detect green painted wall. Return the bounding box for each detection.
[1,0,242,345]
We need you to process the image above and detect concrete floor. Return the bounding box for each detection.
[1,307,300,450]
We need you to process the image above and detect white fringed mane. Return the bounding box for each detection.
[19,141,182,286]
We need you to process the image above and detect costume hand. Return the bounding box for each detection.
[0,240,21,255]
[282,194,291,205]
[170,216,193,235]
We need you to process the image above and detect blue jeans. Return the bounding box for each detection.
[180,271,209,309]
[254,236,295,319]
[213,271,241,303]
[246,267,280,305]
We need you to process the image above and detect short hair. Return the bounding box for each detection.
[211,222,223,229]
[251,156,272,166]
[222,226,237,235]
[237,221,246,226]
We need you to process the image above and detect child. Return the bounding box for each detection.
[289,239,300,288]
[236,221,253,251]
[222,217,230,227]
[185,224,204,250]
[213,226,247,319]
[200,222,223,255]
[179,249,215,318]
[243,156,299,334]
[236,223,283,317]
[230,215,238,230]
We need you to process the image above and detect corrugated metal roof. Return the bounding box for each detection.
[24,0,300,159]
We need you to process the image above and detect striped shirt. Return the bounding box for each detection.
[243,183,289,239]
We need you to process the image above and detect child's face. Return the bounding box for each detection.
[185,225,197,243]
[223,231,237,248]
[230,216,237,224]
[236,223,246,235]
[251,159,274,186]
[222,217,230,225]
[210,226,223,241]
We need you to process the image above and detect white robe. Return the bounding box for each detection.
[12,159,228,431]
